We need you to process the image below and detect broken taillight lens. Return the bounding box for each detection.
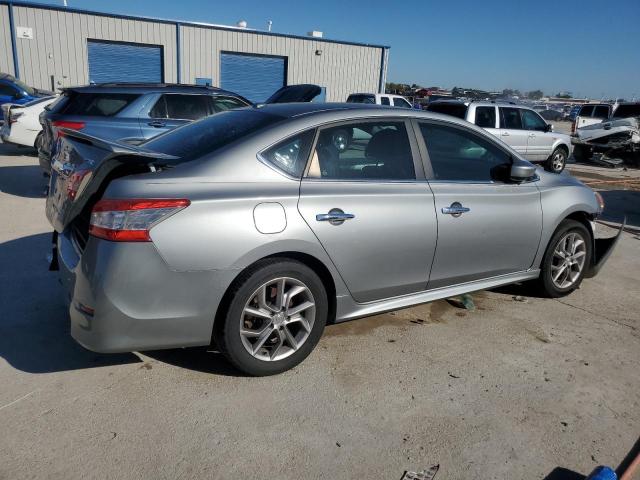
[66,169,92,200]
[53,120,85,138]
[89,199,190,242]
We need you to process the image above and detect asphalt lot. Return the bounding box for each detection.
[0,144,638,480]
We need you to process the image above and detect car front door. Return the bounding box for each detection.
[499,107,530,159]
[297,119,438,303]
[521,108,554,161]
[416,120,542,289]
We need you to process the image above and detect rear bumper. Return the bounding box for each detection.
[56,230,239,353]
[38,149,51,175]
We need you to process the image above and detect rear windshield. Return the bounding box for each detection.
[347,94,375,104]
[426,102,468,119]
[612,104,640,119]
[58,92,140,116]
[142,109,285,161]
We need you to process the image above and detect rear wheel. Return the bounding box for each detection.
[537,220,592,297]
[216,259,327,376]
[545,147,567,173]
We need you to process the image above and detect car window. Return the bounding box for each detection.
[346,94,375,104]
[211,96,249,113]
[59,93,140,116]
[612,104,640,119]
[427,102,468,119]
[162,94,210,120]
[419,122,511,182]
[579,105,594,117]
[0,83,17,96]
[475,106,496,128]
[521,109,547,131]
[261,130,315,178]
[380,97,390,106]
[500,107,523,129]
[593,105,610,119]
[307,121,415,180]
[393,98,412,108]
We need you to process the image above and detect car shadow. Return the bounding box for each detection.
[0,232,141,373]
[144,347,245,377]
[489,281,549,299]
[0,142,37,156]
[0,164,47,198]
[542,467,585,480]
[599,189,640,231]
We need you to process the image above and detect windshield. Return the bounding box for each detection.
[427,102,468,119]
[142,109,286,161]
[612,104,640,119]
[12,78,35,96]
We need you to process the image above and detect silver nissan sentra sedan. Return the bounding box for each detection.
[46,103,621,376]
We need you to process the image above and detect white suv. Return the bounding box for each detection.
[427,101,572,173]
[346,93,413,109]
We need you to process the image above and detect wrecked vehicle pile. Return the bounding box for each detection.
[572,103,640,166]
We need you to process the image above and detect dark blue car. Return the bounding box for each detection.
[0,73,52,106]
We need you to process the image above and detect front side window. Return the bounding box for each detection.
[260,130,315,178]
[579,105,594,117]
[475,106,496,128]
[211,96,249,112]
[420,122,511,182]
[393,97,412,108]
[346,94,375,104]
[500,107,523,129]
[163,94,210,120]
[521,109,547,131]
[307,121,415,180]
[380,97,390,106]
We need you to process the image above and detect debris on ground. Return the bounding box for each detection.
[446,294,475,311]
[513,295,528,303]
[401,464,439,480]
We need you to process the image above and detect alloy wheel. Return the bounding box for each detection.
[551,232,587,289]
[239,277,316,362]
[551,150,566,172]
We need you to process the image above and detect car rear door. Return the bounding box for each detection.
[297,118,438,303]
[416,120,542,288]
[499,107,530,159]
[140,94,212,141]
[521,108,554,161]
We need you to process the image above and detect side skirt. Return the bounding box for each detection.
[335,270,541,322]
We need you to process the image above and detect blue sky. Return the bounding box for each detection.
[38,0,640,99]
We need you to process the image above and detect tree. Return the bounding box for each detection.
[527,90,544,100]
[502,88,514,96]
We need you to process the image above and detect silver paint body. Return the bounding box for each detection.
[54,104,601,353]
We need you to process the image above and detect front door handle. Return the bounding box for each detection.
[316,208,355,226]
[148,120,166,128]
[501,131,510,136]
[529,133,536,137]
[442,202,470,218]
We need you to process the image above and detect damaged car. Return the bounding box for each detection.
[572,102,640,163]
[46,103,622,376]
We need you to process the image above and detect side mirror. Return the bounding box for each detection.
[510,162,537,182]
[544,123,553,132]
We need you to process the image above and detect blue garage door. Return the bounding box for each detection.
[88,40,163,84]
[220,53,286,103]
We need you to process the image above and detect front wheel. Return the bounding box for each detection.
[537,220,592,298]
[216,259,328,376]
[545,147,567,173]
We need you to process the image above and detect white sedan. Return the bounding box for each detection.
[1,96,57,148]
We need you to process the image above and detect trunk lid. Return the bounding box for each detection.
[45,129,178,233]
[263,84,323,104]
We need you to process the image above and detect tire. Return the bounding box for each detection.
[34,131,43,151]
[537,220,592,298]
[215,259,328,376]
[573,144,592,162]
[545,147,567,173]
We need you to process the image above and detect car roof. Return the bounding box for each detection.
[62,83,243,97]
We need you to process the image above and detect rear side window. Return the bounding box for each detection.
[346,94,375,104]
[593,105,610,119]
[427,102,468,120]
[211,96,249,112]
[393,97,412,108]
[151,94,211,120]
[142,109,285,161]
[500,107,523,129]
[59,93,139,116]
[380,97,390,105]
[261,130,315,178]
[306,121,415,180]
[474,106,496,128]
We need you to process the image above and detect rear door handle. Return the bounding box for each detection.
[148,120,166,128]
[316,208,355,226]
[442,202,470,217]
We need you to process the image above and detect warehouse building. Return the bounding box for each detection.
[0,1,389,102]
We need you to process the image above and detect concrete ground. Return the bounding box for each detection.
[0,145,638,480]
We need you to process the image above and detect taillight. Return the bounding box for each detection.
[53,120,85,138]
[571,121,576,134]
[66,169,92,200]
[89,199,190,242]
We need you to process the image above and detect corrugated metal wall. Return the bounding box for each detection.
[180,26,382,102]
[0,3,385,101]
[0,5,15,75]
[10,5,176,89]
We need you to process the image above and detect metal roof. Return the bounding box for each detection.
[0,0,390,49]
